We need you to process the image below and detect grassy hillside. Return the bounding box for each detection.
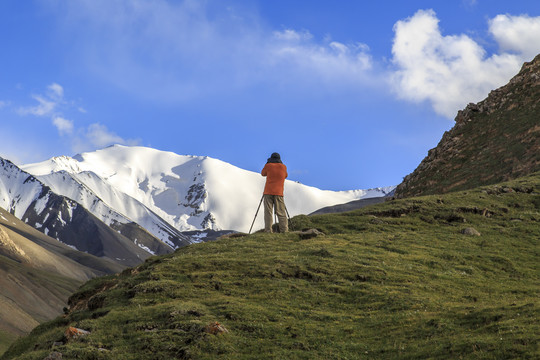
[2,173,539,359]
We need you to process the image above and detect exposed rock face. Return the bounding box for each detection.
[0,157,171,266]
[395,54,540,198]
[0,226,30,263]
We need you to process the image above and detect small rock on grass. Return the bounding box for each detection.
[64,327,90,341]
[461,227,481,236]
[204,322,229,335]
[295,229,325,240]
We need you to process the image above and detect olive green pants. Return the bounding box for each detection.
[263,195,288,233]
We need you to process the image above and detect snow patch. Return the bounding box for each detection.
[190,232,208,244]
[57,211,66,226]
[65,243,79,251]
[134,238,156,255]
[33,193,49,215]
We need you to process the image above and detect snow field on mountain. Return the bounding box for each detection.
[22,145,395,233]
[0,160,44,219]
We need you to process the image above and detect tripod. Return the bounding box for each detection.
[248,195,291,234]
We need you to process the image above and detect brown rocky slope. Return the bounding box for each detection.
[395,54,540,198]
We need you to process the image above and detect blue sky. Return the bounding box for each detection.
[1,1,540,191]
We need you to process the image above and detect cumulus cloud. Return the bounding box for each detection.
[46,2,540,119]
[489,14,540,59]
[390,9,538,118]
[53,116,74,135]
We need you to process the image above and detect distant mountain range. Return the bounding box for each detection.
[0,157,172,266]
[21,146,394,233]
[1,147,394,264]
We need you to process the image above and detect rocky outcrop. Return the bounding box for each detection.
[395,54,540,198]
[0,226,30,263]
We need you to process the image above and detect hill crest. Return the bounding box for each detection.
[395,53,540,198]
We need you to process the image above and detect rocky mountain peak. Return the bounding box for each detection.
[395,54,540,198]
[456,54,540,125]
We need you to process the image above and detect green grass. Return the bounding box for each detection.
[2,174,539,359]
[0,331,18,357]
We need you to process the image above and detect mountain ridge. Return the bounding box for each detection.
[22,145,395,233]
[395,54,540,198]
[0,157,171,266]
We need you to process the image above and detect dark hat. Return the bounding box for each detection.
[267,152,282,163]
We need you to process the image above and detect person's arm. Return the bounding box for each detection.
[261,164,267,177]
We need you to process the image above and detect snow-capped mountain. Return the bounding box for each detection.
[22,145,395,233]
[0,157,173,265]
[34,169,191,250]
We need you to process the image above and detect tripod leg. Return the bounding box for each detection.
[283,199,292,231]
[273,196,278,232]
[248,195,264,234]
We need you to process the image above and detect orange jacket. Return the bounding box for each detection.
[261,162,288,196]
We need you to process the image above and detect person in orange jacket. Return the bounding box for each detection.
[261,152,288,233]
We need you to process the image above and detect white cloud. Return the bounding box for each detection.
[47,2,540,119]
[0,100,9,109]
[489,14,540,59]
[390,9,528,118]
[273,29,313,42]
[72,123,140,153]
[48,83,64,100]
[269,29,372,84]
[18,83,74,136]
[19,94,57,116]
[18,83,68,118]
[85,123,127,148]
[49,1,375,101]
[53,116,74,135]
[15,83,137,154]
